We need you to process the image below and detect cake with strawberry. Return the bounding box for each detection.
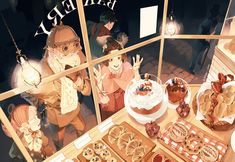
[128,74,163,114]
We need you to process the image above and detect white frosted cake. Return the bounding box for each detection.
[127,79,163,114]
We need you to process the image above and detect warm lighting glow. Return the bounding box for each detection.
[18,56,41,87]
[166,21,176,35]
[164,14,182,36]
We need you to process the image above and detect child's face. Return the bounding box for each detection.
[108,54,122,71]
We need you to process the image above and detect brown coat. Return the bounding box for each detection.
[33,50,89,128]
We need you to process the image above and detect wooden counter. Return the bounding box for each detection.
[45,84,235,162]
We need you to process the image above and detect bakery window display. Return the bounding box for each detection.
[193,73,235,131]
[125,73,168,124]
[158,119,228,162]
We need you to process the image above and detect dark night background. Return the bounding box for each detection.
[0,0,231,161]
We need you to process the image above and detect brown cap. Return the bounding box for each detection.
[46,24,80,48]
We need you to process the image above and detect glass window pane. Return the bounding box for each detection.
[161,39,217,84]
[0,67,98,160]
[168,0,229,35]
[218,0,235,64]
[92,38,160,121]
[0,0,86,93]
[84,0,164,59]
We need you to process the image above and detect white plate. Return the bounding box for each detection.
[231,130,235,152]
[124,92,168,124]
[165,78,191,109]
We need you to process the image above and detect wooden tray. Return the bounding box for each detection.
[192,94,235,131]
[145,148,178,162]
[77,140,124,162]
[103,122,156,162]
[158,119,228,162]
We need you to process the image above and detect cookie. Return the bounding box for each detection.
[92,142,104,155]
[169,123,188,143]
[200,145,218,162]
[82,148,94,160]
[106,157,117,162]
[100,148,111,160]
[89,155,101,162]
[184,134,204,154]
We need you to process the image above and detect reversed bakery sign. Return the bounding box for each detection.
[34,0,117,37]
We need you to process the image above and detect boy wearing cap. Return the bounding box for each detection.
[87,10,117,58]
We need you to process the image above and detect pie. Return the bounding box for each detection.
[200,145,218,162]
[169,123,188,143]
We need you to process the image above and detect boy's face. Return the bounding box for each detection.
[106,21,115,30]
[97,35,110,47]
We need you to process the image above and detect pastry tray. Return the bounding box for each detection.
[102,121,156,162]
[77,140,124,162]
[158,118,228,162]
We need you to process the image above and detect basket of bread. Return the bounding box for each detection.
[193,73,235,131]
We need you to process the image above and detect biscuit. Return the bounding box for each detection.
[169,123,188,143]
[200,145,218,162]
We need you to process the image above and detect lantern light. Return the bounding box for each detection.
[1,13,41,87]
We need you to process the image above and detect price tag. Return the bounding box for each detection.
[74,133,91,150]
[49,153,65,162]
[98,118,114,133]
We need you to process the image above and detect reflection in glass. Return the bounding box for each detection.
[161,39,218,84]
[87,10,117,59]
[2,104,54,161]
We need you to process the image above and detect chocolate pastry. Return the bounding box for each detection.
[184,134,204,154]
[200,145,218,162]
[176,101,190,118]
[169,123,188,143]
[166,77,188,103]
[145,121,160,138]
